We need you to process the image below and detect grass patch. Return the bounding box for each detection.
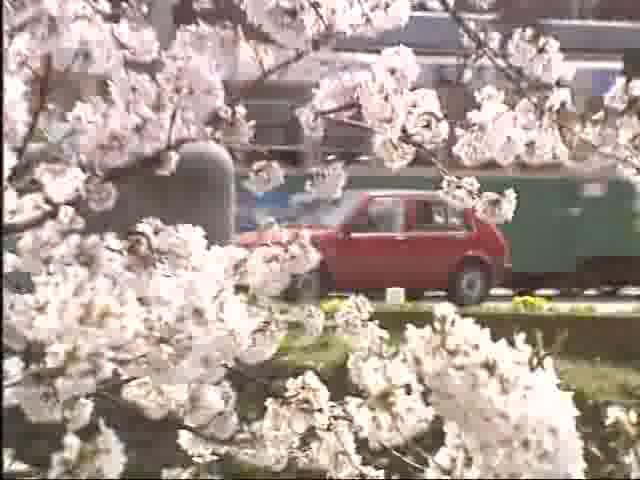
[275,331,353,376]
[556,356,640,403]
[277,329,640,404]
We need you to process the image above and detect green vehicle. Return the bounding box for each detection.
[241,172,640,294]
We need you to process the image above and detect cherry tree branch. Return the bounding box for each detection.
[322,115,451,177]
[315,101,360,117]
[3,205,58,236]
[438,0,550,94]
[228,49,309,105]
[2,136,200,236]
[8,54,53,185]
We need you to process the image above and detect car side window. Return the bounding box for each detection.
[349,197,405,233]
[447,206,467,229]
[411,200,469,232]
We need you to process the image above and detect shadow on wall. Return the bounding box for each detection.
[83,142,236,246]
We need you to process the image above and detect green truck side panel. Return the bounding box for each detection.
[576,179,640,259]
[480,177,582,274]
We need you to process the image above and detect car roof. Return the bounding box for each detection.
[347,188,450,202]
[345,188,475,213]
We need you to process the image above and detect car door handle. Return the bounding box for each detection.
[567,207,582,216]
[394,236,408,241]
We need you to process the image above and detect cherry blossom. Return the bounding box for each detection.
[243,160,286,196]
[305,160,348,200]
[3,0,639,478]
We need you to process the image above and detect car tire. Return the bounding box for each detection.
[559,288,584,298]
[282,268,327,304]
[448,263,491,307]
[406,289,424,302]
[599,286,621,297]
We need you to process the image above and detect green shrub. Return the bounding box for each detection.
[566,304,598,315]
[511,295,552,313]
[319,297,346,316]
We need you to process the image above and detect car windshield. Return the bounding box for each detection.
[282,190,364,228]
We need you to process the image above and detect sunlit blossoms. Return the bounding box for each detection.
[305,160,348,200]
[605,405,640,479]
[402,303,586,478]
[506,27,576,86]
[241,0,412,50]
[3,0,639,478]
[300,45,455,172]
[452,85,572,168]
[48,419,127,479]
[243,160,286,196]
[440,174,518,224]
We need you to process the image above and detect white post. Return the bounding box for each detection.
[386,287,406,305]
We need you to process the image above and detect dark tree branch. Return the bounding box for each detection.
[230,49,309,103]
[323,116,450,177]
[315,101,359,117]
[439,0,551,96]
[2,136,198,236]
[174,0,280,47]
[8,54,53,185]
[3,206,58,236]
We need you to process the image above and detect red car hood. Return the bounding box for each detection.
[234,225,333,248]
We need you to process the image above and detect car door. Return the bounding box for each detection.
[404,197,475,289]
[332,195,410,290]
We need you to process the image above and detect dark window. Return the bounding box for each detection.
[349,197,406,233]
[411,200,469,232]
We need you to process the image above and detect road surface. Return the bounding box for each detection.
[333,287,639,314]
[416,287,639,314]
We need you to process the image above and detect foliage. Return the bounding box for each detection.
[3,0,640,479]
[511,295,552,313]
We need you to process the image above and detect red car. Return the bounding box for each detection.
[235,189,511,306]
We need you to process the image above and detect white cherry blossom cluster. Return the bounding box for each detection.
[3,0,639,478]
[304,160,349,200]
[3,0,267,228]
[451,26,640,187]
[440,174,517,224]
[241,0,412,51]
[299,45,451,171]
[592,78,640,189]
[48,418,127,479]
[605,405,640,479]
[402,303,586,478]
[453,85,574,168]
[187,298,587,478]
[506,27,576,87]
[2,212,321,428]
[242,160,286,196]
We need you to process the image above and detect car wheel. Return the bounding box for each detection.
[448,263,490,307]
[599,286,621,297]
[406,289,424,302]
[559,288,584,298]
[282,269,327,303]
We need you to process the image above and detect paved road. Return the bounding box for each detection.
[345,287,638,314]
